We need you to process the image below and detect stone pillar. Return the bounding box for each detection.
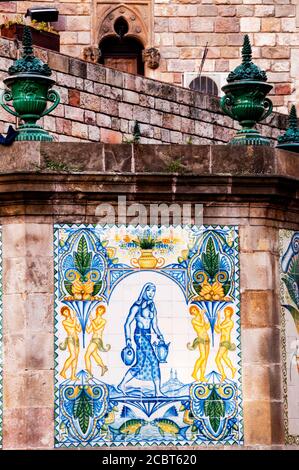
[2,221,54,449]
[240,224,284,447]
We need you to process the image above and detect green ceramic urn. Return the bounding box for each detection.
[0,26,60,141]
[276,105,299,153]
[220,35,273,146]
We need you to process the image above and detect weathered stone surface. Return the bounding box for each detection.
[241,290,279,328]
[243,401,272,445]
[41,142,105,171]
[243,364,282,401]
[0,142,41,171]
[104,144,133,172]
[211,146,276,175]
[240,225,278,253]
[26,408,54,449]
[3,409,27,449]
[240,252,275,291]
[25,331,53,370]
[242,327,281,365]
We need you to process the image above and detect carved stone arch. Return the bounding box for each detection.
[98,4,148,47]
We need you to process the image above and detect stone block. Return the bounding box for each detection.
[243,400,272,445]
[123,90,140,105]
[25,293,53,333]
[3,408,27,449]
[69,58,87,78]
[240,17,261,32]
[25,331,53,370]
[275,83,292,95]
[240,225,278,253]
[240,252,275,291]
[106,68,124,89]
[26,408,54,449]
[48,51,69,73]
[262,46,290,59]
[71,121,88,139]
[211,145,276,174]
[25,371,54,407]
[104,144,133,172]
[261,17,281,32]
[241,327,281,365]
[84,110,96,125]
[190,18,214,32]
[3,258,27,295]
[41,142,105,171]
[168,18,190,32]
[275,5,296,17]
[241,290,279,328]
[215,17,240,32]
[56,72,76,88]
[0,142,41,172]
[3,293,26,335]
[254,33,276,46]
[198,5,218,15]
[64,105,84,121]
[133,106,151,124]
[86,63,106,83]
[3,372,26,409]
[255,5,275,16]
[99,97,118,116]
[88,125,100,141]
[100,128,122,144]
[96,113,112,128]
[119,102,133,120]
[4,333,26,371]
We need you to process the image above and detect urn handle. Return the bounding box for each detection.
[220,95,235,120]
[260,97,273,122]
[0,90,19,117]
[41,89,60,117]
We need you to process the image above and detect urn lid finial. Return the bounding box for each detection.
[8,25,52,76]
[277,105,299,145]
[226,34,267,83]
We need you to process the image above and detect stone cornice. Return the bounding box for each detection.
[0,143,297,218]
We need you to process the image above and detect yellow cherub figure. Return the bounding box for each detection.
[187,305,210,382]
[59,306,81,381]
[84,305,110,377]
[215,306,237,382]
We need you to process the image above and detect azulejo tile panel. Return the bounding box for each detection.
[280,230,299,445]
[54,225,243,447]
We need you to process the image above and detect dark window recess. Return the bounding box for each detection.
[189,76,219,96]
[114,17,129,39]
[99,34,144,75]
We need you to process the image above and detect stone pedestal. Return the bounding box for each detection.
[0,143,298,449]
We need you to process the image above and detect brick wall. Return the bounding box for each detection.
[1,0,298,112]
[0,36,288,144]
[153,0,299,112]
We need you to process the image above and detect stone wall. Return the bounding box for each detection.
[0,143,299,448]
[0,36,288,144]
[1,0,298,112]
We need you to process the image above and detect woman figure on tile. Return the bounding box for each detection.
[117,282,165,396]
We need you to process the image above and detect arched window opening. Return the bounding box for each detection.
[189,76,219,96]
[99,33,144,75]
[114,17,129,39]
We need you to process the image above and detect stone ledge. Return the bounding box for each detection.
[0,143,298,178]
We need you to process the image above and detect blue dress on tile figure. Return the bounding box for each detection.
[118,282,165,396]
